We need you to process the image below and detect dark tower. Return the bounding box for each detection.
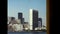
[33,10,38,30]
[18,13,23,24]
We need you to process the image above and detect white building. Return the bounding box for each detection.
[29,9,33,30]
[12,24,23,32]
[15,19,21,24]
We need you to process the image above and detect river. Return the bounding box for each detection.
[8,32,46,34]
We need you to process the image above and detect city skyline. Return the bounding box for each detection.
[8,0,46,26]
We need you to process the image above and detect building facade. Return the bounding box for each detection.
[18,13,23,24]
[29,9,38,30]
[38,18,42,28]
[12,24,23,32]
[15,19,21,24]
[8,17,15,24]
[22,18,24,24]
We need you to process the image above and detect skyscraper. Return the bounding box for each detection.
[38,18,42,28]
[18,13,23,24]
[29,9,38,30]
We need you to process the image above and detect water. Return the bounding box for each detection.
[8,32,46,34]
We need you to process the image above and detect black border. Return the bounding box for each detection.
[0,0,7,34]
[0,0,58,34]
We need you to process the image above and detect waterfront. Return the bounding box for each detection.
[8,32,46,34]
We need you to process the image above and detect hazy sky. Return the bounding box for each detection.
[8,0,46,26]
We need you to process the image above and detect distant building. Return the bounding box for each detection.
[8,24,13,32]
[23,22,28,28]
[15,19,21,24]
[22,18,24,24]
[18,13,23,24]
[24,22,28,24]
[8,17,15,24]
[38,18,42,28]
[9,20,17,24]
[23,24,29,28]
[12,24,23,32]
[11,17,15,20]
[29,9,38,30]
[23,24,30,30]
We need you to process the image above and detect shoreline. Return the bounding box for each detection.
[8,30,46,32]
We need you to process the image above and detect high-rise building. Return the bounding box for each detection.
[38,18,42,28]
[18,13,23,24]
[29,9,38,30]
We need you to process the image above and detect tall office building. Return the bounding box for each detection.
[18,13,23,24]
[38,18,42,28]
[29,9,38,30]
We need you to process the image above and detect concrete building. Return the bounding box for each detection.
[8,17,15,24]
[8,24,13,32]
[23,24,30,30]
[15,19,21,24]
[12,24,23,32]
[29,9,38,30]
[9,20,17,24]
[8,19,22,32]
